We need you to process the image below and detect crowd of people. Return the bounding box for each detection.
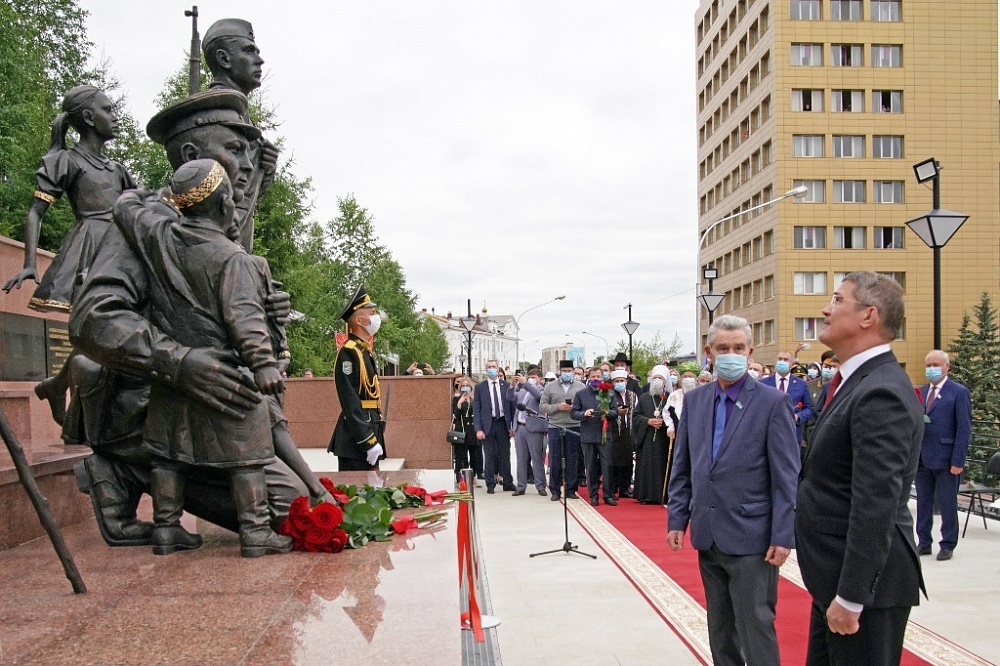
[449,271,973,665]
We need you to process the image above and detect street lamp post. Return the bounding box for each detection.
[699,266,724,327]
[515,295,566,371]
[906,158,970,350]
[581,331,610,363]
[621,303,640,363]
[695,184,808,359]
[460,299,477,377]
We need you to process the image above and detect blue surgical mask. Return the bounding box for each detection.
[821,367,835,381]
[460,386,471,393]
[560,372,574,383]
[602,371,611,380]
[807,367,819,380]
[613,382,627,393]
[715,353,748,381]
[486,368,499,379]
[775,360,791,374]
[925,367,944,382]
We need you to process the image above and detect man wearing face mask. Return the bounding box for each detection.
[748,361,764,380]
[667,315,799,666]
[510,368,548,496]
[571,367,617,506]
[472,359,515,494]
[761,350,814,446]
[611,352,643,394]
[915,350,972,562]
[608,369,638,499]
[328,286,386,471]
[539,359,585,501]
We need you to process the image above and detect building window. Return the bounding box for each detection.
[794,226,827,249]
[871,0,901,21]
[791,43,823,66]
[872,45,902,67]
[834,226,867,248]
[792,179,825,203]
[873,226,905,248]
[831,44,863,67]
[873,90,903,113]
[832,135,865,158]
[793,135,825,157]
[830,0,862,20]
[764,275,776,299]
[874,180,904,203]
[831,89,864,112]
[792,89,824,112]
[795,317,823,341]
[754,322,764,345]
[833,181,866,203]
[794,272,827,295]
[878,271,906,288]
[873,135,904,158]
[791,0,821,19]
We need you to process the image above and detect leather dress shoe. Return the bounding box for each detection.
[565,491,579,500]
[538,488,547,497]
[936,549,953,561]
[618,491,633,499]
[550,494,560,501]
[486,487,495,494]
[918,546,932,556]
[590,496,599,506]
[604,497,617,506]
[512,489,525,496]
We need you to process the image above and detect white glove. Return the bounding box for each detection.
[366,443,384,466]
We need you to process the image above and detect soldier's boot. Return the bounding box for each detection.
[74,454,154,546]
[34,374,66,426]
[232,467,293,558]
[149,465,203,555]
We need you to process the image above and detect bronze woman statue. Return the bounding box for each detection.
[2,84,136,423]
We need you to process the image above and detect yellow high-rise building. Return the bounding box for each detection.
[694,0,999,380]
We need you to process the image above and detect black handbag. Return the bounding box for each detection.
[447,414,466,445]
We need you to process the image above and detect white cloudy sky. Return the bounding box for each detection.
[80,0,702,362]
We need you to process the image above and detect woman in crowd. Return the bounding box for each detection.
[452,376,483,484]
[632,365,673,505]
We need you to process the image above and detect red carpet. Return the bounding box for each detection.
[576,489,930,665]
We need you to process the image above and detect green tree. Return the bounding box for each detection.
[948,291,1000,481]
[613,332,683,382]
[401,316,449,372]
[0,0,96,248]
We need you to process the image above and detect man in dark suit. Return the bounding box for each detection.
[571,367,617,506]
[472,359,515,494]
[916,349,972,562]
[667,314,799,666]
[797,271,925,665]
[760,349,814,444]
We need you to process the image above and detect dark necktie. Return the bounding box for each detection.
[491,382,502,419]
[925,385,938,413]
[823,371,842,410]
[712,394,727,460]
[779,376,786,393]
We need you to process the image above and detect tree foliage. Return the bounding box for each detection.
[612,331,683,382]
[948,291,1000,481]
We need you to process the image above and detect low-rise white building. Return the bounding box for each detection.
[422,307,518,376]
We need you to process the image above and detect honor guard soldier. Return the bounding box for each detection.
[328,286,386,471]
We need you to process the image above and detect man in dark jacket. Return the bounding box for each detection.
[572,367,617,506]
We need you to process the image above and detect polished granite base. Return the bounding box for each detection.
[0,469,461,665]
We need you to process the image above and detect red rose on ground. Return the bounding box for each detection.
[319,477,336,494]
[403,485,426,498]
[331,489,351,504]
[312,502,344,530]
[328,529,348,553]
[304,526,330,549]
[289,495,310,517]
[290,512,312,536]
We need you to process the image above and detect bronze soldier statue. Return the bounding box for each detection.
[328,286,387,471]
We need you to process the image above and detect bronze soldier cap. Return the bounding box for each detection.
[146,89,261,145]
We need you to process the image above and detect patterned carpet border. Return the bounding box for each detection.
[567,500,994,666]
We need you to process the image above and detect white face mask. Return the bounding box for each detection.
[681,377,696,391]
[650,378,666,396]
[363,313,382,336]
[527,377,537,385]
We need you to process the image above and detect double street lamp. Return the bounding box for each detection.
[905,158,969,350]
[621,303,640,363]
[460,299,477,377]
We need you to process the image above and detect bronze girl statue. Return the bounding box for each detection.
[2,84,136,423]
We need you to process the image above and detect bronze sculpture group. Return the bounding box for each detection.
[3,18,345,558]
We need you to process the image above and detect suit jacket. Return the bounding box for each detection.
[667,376,800,555]
[760,373,814,441]
[472,379,514,433]
[796,351,925,609]
[571,387,607,444]
[512,381,547,434]
[919,378,973,470]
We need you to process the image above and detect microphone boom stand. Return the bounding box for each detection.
[522,409,596,559]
